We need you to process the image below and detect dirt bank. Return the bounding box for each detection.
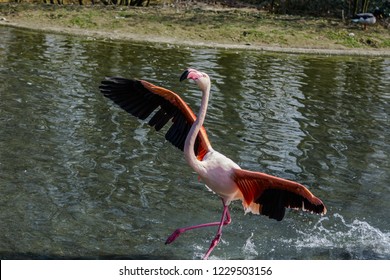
[1,3,389,56]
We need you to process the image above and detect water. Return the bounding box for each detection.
[0,26,389,260]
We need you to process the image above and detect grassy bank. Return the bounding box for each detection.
[1,3,390,55]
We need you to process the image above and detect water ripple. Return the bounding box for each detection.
[1,26,389,260]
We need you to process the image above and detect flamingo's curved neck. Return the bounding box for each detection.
[184,83,211,174]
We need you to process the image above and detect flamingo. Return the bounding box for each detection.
[99,68,326,259]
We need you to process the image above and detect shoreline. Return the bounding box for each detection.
[1,4,390,57]
[3,21,390,57]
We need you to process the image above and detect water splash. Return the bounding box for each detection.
[241,232,258,259]
[289,213,390,259]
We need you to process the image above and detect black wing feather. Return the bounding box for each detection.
[100,77,194,152]
[256,189,324,221]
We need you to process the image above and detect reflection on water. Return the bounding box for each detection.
[0,26,389,259]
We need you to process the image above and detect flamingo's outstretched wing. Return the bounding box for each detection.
[100,77,211,160]
[232,169,326,221]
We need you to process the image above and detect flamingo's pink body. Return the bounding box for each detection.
[197,150,242,202]
[100,68,326,259]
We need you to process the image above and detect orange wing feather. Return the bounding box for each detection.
[100,77,211,160]
[232,168,326,221]
[140,80,211,160]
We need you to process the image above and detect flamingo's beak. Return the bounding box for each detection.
[180,69,190,82]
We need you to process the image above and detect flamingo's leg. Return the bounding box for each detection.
[202,202,229,260]
[165,199,231,245]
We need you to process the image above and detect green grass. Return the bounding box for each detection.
[1,3,389,51]
[69,12,97,28]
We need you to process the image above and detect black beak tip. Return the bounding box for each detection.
[180,69,189,82]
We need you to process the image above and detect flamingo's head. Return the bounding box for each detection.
[180,68,210,93]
